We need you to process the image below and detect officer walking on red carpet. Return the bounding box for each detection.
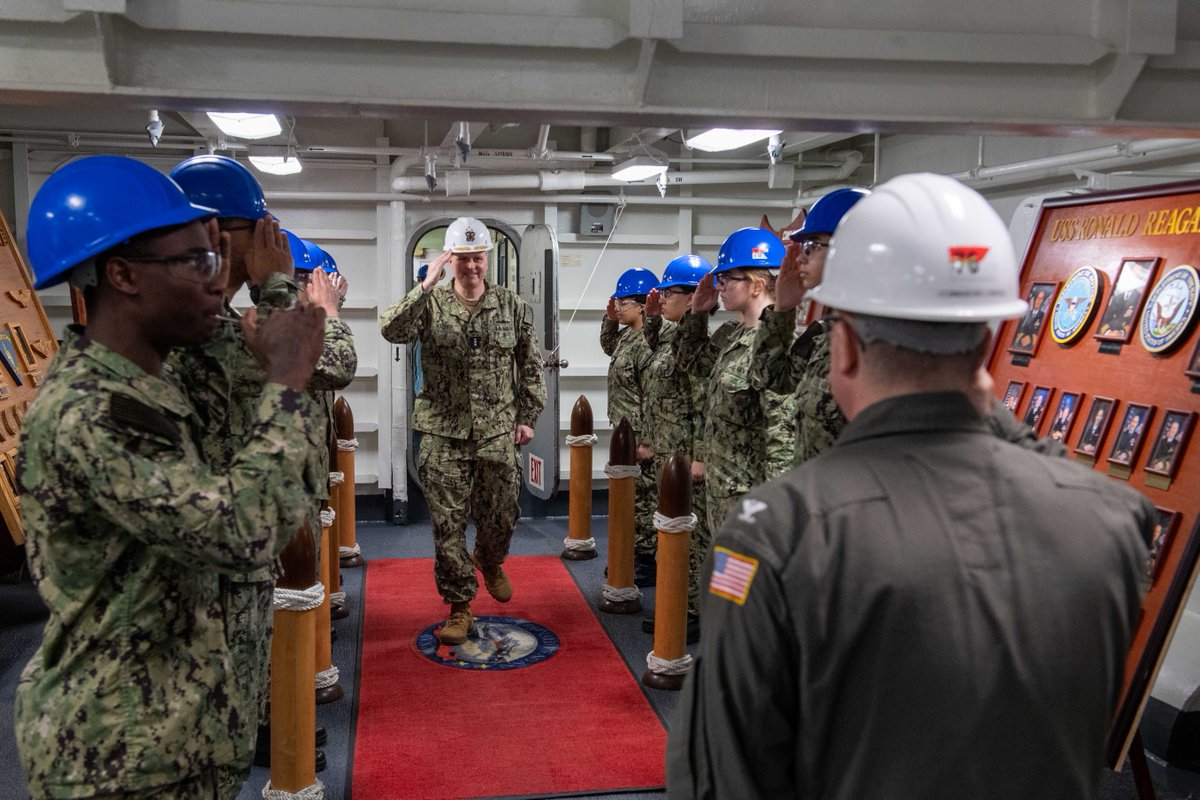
[667,173,1152,800]
[379,217,546,645]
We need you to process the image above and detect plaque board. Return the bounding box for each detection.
[0,211,59,545]
[986,180,1200,770]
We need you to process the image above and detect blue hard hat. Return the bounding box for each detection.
[26,155,216,290]
[612,268,659,298]
[283,230,317,272]
[791,188,870,240]
[658,254,712,289]
[169,154,268,220]
[316,247,338,274]
[714,227,784,274]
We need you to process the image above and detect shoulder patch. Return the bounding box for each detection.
[109,394,181,445]
[709,546,759,605]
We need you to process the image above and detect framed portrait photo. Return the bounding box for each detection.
[1001,380,1026,414]
[1186,332,1200,380]
[1075,396,1117,457]
[1022,385,1054,433]
[1047,391,1084,444]
[1008,281,1058,355]
[1144,409,1196,479]
[1107,402,1154,468]
[1148,508,1183,582]
[1095,257,1160,343]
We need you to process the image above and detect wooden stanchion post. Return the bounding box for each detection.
[334,397,364,569]
[599,418,641,614]
[643,450,693,691]
[315,505,344,704]
[562,395,598,561]
[326,425,348,622]
[268,524,319,795]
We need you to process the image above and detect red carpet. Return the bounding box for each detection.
[353,556,667,799]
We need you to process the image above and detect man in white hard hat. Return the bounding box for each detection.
[380,217,546,644]
[668,174,1151,800]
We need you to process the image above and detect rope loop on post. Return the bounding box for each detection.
[273,583,325,612]
[562,536,597,552]
[328,471,345,487]
[339,543,362,559]
[320,508,336,528]
[653,511,697,533]
[315,665,340,689]
[262,779,324,799]
[566,434,598,447]
[646,650,694,676]
[604,463,641,479]
[337,438,359,452]
[601,583,642,603]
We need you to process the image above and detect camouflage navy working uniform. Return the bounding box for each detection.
[749,306,847,465]
[668,392,1151,799]
[380,280,546,603]
[675,309,796,535]
[169,271,356,793]
[600,317,657,558]
[642,314,710,615]
[15,327,324,799]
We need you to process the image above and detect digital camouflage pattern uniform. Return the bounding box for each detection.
[380,281,546,604]
[675,310,796,535]
[643,314,709,614]
[170,271,356,795]
[749,306,848,466]
[600,317,657,557]
[15,328,324,799]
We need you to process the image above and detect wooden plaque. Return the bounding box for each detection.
[0,211,59,545]
[986,180,1200,770]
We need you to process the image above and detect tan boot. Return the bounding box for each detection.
[472,554,513,603]
[438,602,475,645]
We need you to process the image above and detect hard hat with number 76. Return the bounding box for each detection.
[445,216,494,253]
[810,173,1028,323]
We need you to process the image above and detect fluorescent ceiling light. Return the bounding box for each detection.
[685,128,783,152]
[611,155,667,182]
[207,112,282,140]
[249,155,302,175]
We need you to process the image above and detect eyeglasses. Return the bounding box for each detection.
[798,240,831,256]
[661,287,692,296]
[123,250,223,283]
[613,297,642,308]
[714,274,750,287]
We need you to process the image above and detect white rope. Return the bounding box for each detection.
[339,543,362,558]
[602,583,642,603]
[565,434,598,447]
[337,438,359,452]
[562,535,597,552]
[315,665,340,689]
[262,778,324,800]
[654,511,698,533]
[604,463,641,479]
[331,591,347,605]
[320,508,335,528]
[273,583,325,612]
[646,650,694,676]
[328,471,345,487]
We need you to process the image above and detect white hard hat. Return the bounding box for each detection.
[810,173,1028,323]
[445,216,494,253]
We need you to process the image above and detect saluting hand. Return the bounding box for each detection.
[242,301,327,392]
[245,216,294,285]
[645,288,662,318]
[304,268,339,319]
[422,250,452,293]
[692,274,718,314]
[605,296,619,321]
[774,245,806,312]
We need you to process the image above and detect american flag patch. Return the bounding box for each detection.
[709,547,759,605]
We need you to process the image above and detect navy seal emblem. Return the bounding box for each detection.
[416,615,559,671]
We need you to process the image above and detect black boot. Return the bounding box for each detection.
[253,725,328,767]
[633,553,657,588]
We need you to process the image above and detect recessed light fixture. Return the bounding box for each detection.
[684,128,782,153]
[611,155,668,182]
[207,112,283,140]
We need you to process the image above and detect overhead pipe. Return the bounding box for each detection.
[264,190,799,209]
[950,138,1200,186]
